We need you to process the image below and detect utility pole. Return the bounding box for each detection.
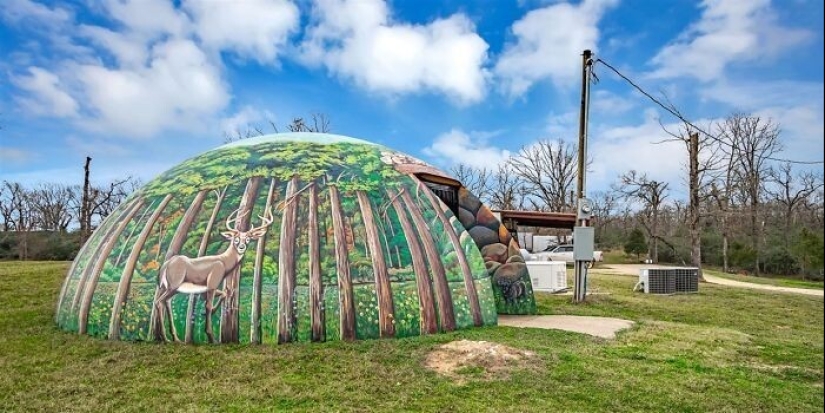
[573,50,595,303]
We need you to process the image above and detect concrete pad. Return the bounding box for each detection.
[498,315,634,339]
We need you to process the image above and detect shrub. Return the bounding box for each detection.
[623,228,647,261]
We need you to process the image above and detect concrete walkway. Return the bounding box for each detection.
[498,315,634,339]
[597,264,823,297]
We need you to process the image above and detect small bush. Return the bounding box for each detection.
[762,249,800,276]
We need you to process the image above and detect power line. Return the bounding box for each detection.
[593,58,824,166]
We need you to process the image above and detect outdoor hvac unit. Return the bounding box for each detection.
[637,267,699,294]
[526,261,568,292]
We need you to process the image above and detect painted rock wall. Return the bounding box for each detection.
[456,188,537,315]
[55,134,498,344]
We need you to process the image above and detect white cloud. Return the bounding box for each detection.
[12,67,79,117]
[588,110,688,188]
[701,79,824,110]
[7,0,304,140]
[74,39,230,138]
[591,89,634,115]
[494,0,618,97]
[423,129,511,168]
[183,0,299,64]
[649,0,812,81]
[0,147,34,164]
[0,0,71,27]
[545,110,579,138]
[65,136,131,158]
[78,25,149,68]
[102,0,188,38]
[701,79,824,163]
[220,106,277,136]
[300,0,489,103]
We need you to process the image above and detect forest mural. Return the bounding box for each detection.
[55,133,533,344]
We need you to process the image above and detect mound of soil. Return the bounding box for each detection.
[424,340,538,383]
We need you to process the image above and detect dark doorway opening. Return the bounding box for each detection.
[421,181,459,216]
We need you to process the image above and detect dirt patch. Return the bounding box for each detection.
[424,340,538,383]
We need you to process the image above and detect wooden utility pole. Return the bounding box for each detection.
[573,49,593,303]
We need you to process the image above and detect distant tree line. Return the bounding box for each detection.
[452,113,824,279]
[0,160,139,260]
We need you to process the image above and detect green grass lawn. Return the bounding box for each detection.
[1,261,822,412]
[705,269,824,290]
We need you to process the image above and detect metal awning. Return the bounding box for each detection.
[492,210,577,230]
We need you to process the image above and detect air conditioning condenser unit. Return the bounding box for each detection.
[637,267,699,294]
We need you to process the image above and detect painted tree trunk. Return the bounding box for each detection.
[379,216,394,268]
[78,199,144,334]
[277,176,299,343]
[419,183,483,326]
[71,202,126,313]
[112,201,155,268]
[220,178,261,343]
[165,191,207,261]
[388,188,437,334]
[400,188,455,331]
[108,195,172,340]
[251,179,276,344]
[185,187,227,343]
[308,183,325,342]
[329,185,356,341]
[199,188,227,256]
[357,191,395,338]
[56,221,98,322]
[151,190,207,341]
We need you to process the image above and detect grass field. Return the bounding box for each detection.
[1,261,822,412]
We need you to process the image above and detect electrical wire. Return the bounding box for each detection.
[593,58,824,165]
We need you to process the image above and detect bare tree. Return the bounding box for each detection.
[659,120,721,280]
[768,163,823,249]
[288,113,331,133]
[0,183,14,232]
[801,188,824,231]
[488,163,526,210]
[717,114,782,275]
[30,183,76,232]
[0,182,37,259]
[77,157,139,243]
[449,164,491,201]
[508,139,578,212]
[616,170,670,263]
[224,112,332,143]
[590,190,618,245]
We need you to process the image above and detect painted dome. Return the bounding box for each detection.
[55,133,536,344]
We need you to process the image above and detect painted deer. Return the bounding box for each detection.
[155,207,274,343]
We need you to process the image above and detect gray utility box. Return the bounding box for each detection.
[639,267,700,294]
[573,226,595,261]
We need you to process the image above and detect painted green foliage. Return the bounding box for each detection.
[57,134,512,344]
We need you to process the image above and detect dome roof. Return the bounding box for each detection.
[55,133,517,344]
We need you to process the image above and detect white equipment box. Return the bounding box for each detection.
[526,261,568,292]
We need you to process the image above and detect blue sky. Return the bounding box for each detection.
[1,0,823,197]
